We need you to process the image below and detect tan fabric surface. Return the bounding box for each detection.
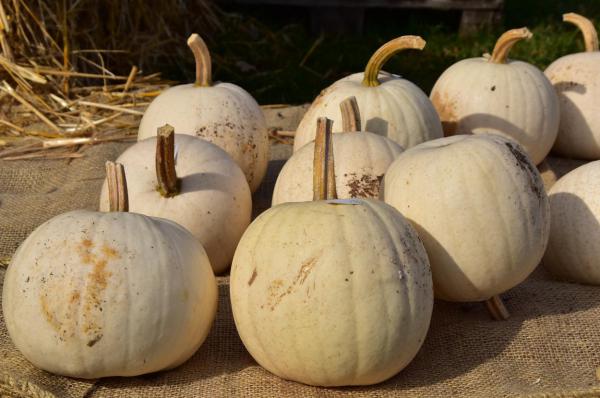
[0,138,599,397]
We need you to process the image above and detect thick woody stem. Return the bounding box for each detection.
[564,13,599,52]
[313,117,337,201]
[362,36,426,87]
[340,96,361,132]
[489,28,533,64]
[105,161,128,212]
[187,33,212,87]
[156,124,180,197]
[485,295,510,320]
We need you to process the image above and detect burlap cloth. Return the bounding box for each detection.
[1,110,599,396]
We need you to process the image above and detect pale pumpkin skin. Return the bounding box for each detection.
[273,132,403,204]
[294,72,443,152]
[100,134,251,274]
[2,210,218,378]
[543,161,600,284]
[545,54,600,159]
[430,58,559,165]
[137,83,269,192]
[383,134,550,302]
[230,199,433,386]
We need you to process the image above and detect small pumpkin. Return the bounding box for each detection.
[293,36,443,152]
[543,161,600,284]
[231,118,433,386]
[273,96,403,204]
[100,125,251,274]
[383,134,550,318]
[138,34,269,192]
[545,13,600,159]
[2,162,218,378]
[430,28,559,165]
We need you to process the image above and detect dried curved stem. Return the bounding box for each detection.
[362,36,426,87]
[489,28,532,64]
[564,13,599,52]
[313,117,337,201]
[340,96,361,132]
[485,295,510,320]
[105,161,128,212]
[187,33,212,87]
[156,124,180,197]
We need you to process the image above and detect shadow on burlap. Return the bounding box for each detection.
[0,139,599,397]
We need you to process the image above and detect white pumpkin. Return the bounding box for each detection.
[138,34,269,192]
[100,127,251,274]
[293,36,443,152]
[543,161,600,284]
[2,162,218,378]
[383,134,550,308]
[273,97,403,204]
[545,13,600,159]
[430,28,559,165]
[231,117,433,386]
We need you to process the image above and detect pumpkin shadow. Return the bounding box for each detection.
[456,113,536,155]
[549,85,598,160]
[365,117,389,136]
[94,278,255,390]
[252,159,287,218]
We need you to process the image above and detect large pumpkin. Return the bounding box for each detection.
[231,118,433,386]
[430,28,559,165]
[273,97,403,204]
[383,134,550,317]
[543,161,600,285]
[2,162,218,378]
[545,13,600,159]
[100,126,251,274]
[138,34,269,192]
[293,36,443,152]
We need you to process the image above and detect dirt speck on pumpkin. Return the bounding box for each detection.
[504,142,543,200]
[248,269,258,286]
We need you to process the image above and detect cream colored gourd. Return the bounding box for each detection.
[430,28,559,165]
[273,97,403,204]
[545,13,600,159]
[231,118,433,387]
[293,36,442,152]
[138,34,268,192]
[543,161,600,284]
[383,134,550,317]
[2,162,218,378]
[100,126,251,274]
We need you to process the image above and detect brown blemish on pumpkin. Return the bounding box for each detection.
[266,256,319,311]
[38,239,119,344]
[248,269,258,286]
[40,294,62,332]
[431,91,459,136]
[345,173,384,198]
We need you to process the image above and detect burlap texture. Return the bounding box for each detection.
[0,133,598,397]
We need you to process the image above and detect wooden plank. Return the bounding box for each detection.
[219,0,503,10]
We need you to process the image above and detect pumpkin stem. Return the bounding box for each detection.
[156,124,180,197]
[313,117,337,201]
[187,33,212,87]
[564,13,599,52]
[489,28,532,64]
[362,36,425,87]
[340,96,361,132]
[485,295,510,320]
[105,161,128,212]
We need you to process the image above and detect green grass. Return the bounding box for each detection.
[171,0,600,104]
